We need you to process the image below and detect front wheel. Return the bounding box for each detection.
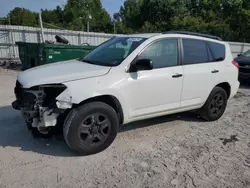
[63,102,119,155]
[199,87,228,121]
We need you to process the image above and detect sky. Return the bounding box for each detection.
[0,0,124,17]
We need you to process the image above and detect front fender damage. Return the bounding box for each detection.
[33,107,60,128]
[33,101,73,129]
[15,84,74,132]
[56,101,73,110]
[36,88,74,128]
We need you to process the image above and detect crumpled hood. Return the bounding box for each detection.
[18,59,111,88]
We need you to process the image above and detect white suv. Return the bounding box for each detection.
[12,31,240,155]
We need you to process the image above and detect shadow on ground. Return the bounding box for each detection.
[0,105,74,157]
[0,105,202,157]
[120,111,202,133]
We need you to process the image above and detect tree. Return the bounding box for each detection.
[0,17,9,25]
[41,6,64,28]
[119,0,143,31]
[62,0,112,32]
[8,7,37,26]
[2,0,250,42]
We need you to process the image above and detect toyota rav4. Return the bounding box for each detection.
[12,31,240,155]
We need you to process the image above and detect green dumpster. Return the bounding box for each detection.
[16,42,96,70]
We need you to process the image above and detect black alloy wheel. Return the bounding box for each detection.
[63,102,119,155]
[200,87,228,121]
[78,113,111,146]
[209,93,225,116]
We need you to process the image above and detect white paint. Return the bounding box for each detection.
[17,33,240,125]
[17,59,111,88]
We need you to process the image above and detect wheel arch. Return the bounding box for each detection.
[215,82,231,99]
[74,95,124,124]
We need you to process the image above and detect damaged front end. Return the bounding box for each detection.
[12,81,72,134]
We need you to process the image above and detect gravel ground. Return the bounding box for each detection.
[0,67,250,188]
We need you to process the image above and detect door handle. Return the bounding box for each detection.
[211,69,219,73]
[172,73,183,78]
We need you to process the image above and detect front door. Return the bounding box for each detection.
[126,38,183,119]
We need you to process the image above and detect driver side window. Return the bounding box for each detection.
[138,39,178,69]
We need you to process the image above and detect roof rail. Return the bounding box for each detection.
[163,31,222,41]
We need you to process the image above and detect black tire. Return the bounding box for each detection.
[63,102,119,155]
[199,87,228,121]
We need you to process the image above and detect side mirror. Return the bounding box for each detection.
[129,59,153,72]
[237,54,242,57]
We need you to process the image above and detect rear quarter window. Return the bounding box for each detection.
[207,42,226,61]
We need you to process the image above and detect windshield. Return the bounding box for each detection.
[243,50,250,57]
[81,37,146,66]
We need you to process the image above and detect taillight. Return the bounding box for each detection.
[232,61,239,69]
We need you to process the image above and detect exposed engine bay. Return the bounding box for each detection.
[12,81,69,133]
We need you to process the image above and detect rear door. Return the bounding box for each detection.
[180,38,220,108]
[207,41,227,83]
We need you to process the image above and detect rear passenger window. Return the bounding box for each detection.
[183,39,209,65]
[207,42,225,61]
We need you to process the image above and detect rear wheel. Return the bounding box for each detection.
[63,102,119,155]
[199,87,228,121]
